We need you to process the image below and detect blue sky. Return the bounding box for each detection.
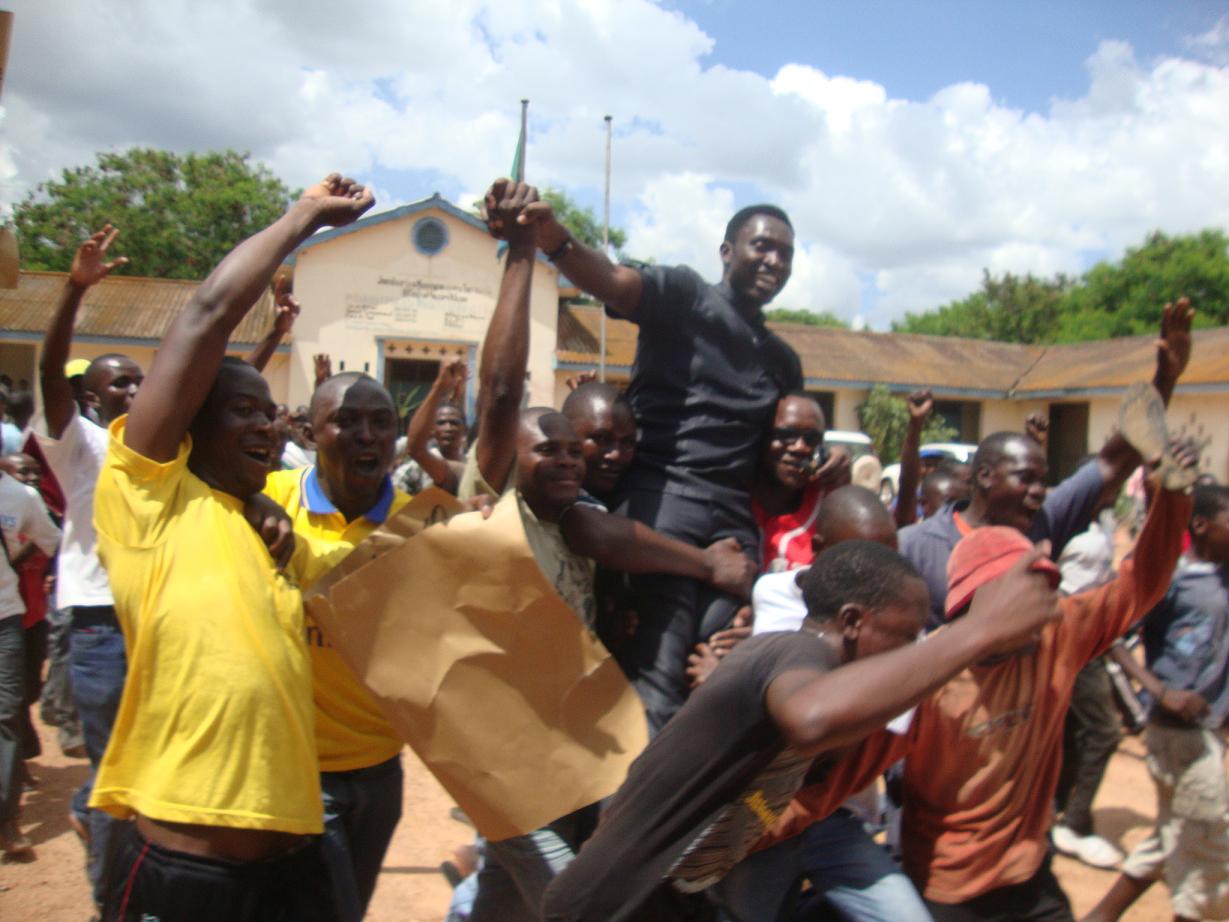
[4,0,1229,328]
[668,1,1229,112]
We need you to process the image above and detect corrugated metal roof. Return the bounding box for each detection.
[556,304,1229,396]
[1011,327,1229,394]
[0,271,282,345]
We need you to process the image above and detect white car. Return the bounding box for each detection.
[880,442,977,505]
[822,430,874,458]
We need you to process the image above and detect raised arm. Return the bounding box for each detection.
[245,280,299,372]
[894,389,932,528]
[560,505,755,599]
[473,180,538,493]
[486,179,642,319]
[768,547,1060,757]
[124,175,373,461]
[1094,299,1193,503]
[407,357,466,492]
[39,225,129,437]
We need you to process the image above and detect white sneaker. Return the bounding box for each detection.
[1052,824,1122,869]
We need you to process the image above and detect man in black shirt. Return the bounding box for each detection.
[499,187,803,731]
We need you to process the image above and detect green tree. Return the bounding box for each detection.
[764,307,849,328]
[893,229,1229,344]
[856,384,956,464]
[1055,229,1229,340]
[893,270,1072,344]
[13,149,297,280]
[540,187,626,252]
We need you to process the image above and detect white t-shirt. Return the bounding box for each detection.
[34,408,114,608]
[0,473,61,619]
[751,569,809,636]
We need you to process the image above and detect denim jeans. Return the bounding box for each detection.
[68,605,128,906]
[471,805,600,922]
[711,809,931,922]
[321,754,404,922]
[39,606,83,752]
[0,616,25,824]
[797,808,932,921]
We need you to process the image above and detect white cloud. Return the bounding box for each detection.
[2,0,1227,330]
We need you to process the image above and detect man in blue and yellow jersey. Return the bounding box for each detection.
[91,172,375,922]
[264,370,409,922]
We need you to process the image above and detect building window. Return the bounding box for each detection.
[412,217,449,256]
[933,400,982,444]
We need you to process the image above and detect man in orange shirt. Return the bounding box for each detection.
[751,444,1197,922]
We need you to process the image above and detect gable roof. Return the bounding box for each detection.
[0,271,282,346]
[284,192,489,264]
[556,303,1229,397]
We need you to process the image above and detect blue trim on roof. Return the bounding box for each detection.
[284,193,488,265]
[0,331,290,350]
[803,379,1008,399]
[555,360,632,375]
[1011,383,1229,398]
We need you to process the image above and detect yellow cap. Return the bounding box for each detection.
[65,358,91,378]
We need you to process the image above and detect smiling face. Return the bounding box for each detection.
[516,410,585,522]
[978,437,1048,533]
[0,453,41,488]
[763,396,825,491]
[309,376,399,512]
[720,214,794,308]
[188,361,277,498]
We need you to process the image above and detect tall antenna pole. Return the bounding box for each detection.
[599,114,612,382]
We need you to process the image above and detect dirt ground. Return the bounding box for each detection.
[1,716,1177,922]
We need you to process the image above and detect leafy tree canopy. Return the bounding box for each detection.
[856,384,956,464]
[764,307,849,328]
[540,187,626,252]
[14,148,297,281]
[893,229,1229,343]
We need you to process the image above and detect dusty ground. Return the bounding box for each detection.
[1,717,1178,921]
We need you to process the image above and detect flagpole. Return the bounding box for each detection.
[600,114,612,382]
[513,99,528,182]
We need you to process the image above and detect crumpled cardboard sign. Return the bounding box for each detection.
[305,489,648,840]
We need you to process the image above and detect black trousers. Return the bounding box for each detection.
[101,822,337,922]
[611,489,759,735]
[1055,657,1121,835]
[924,856,1074,922]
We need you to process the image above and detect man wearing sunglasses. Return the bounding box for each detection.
[753,394,850,573]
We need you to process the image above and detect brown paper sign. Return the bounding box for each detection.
[305,490,648,840]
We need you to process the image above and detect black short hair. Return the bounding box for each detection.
[800,540,922,623]
[561,382,631,421]
[724,205,793,244]
[1193,484,1229,523]
[972,432,1033,476]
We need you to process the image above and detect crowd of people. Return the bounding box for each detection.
[0,174,1224,922]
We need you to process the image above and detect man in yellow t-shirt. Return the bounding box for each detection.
[91,173,375,922]
[264,371,409,922]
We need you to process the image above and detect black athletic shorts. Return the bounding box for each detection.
[101,821,336,922]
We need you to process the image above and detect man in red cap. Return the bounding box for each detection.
[748,442,1198,922]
